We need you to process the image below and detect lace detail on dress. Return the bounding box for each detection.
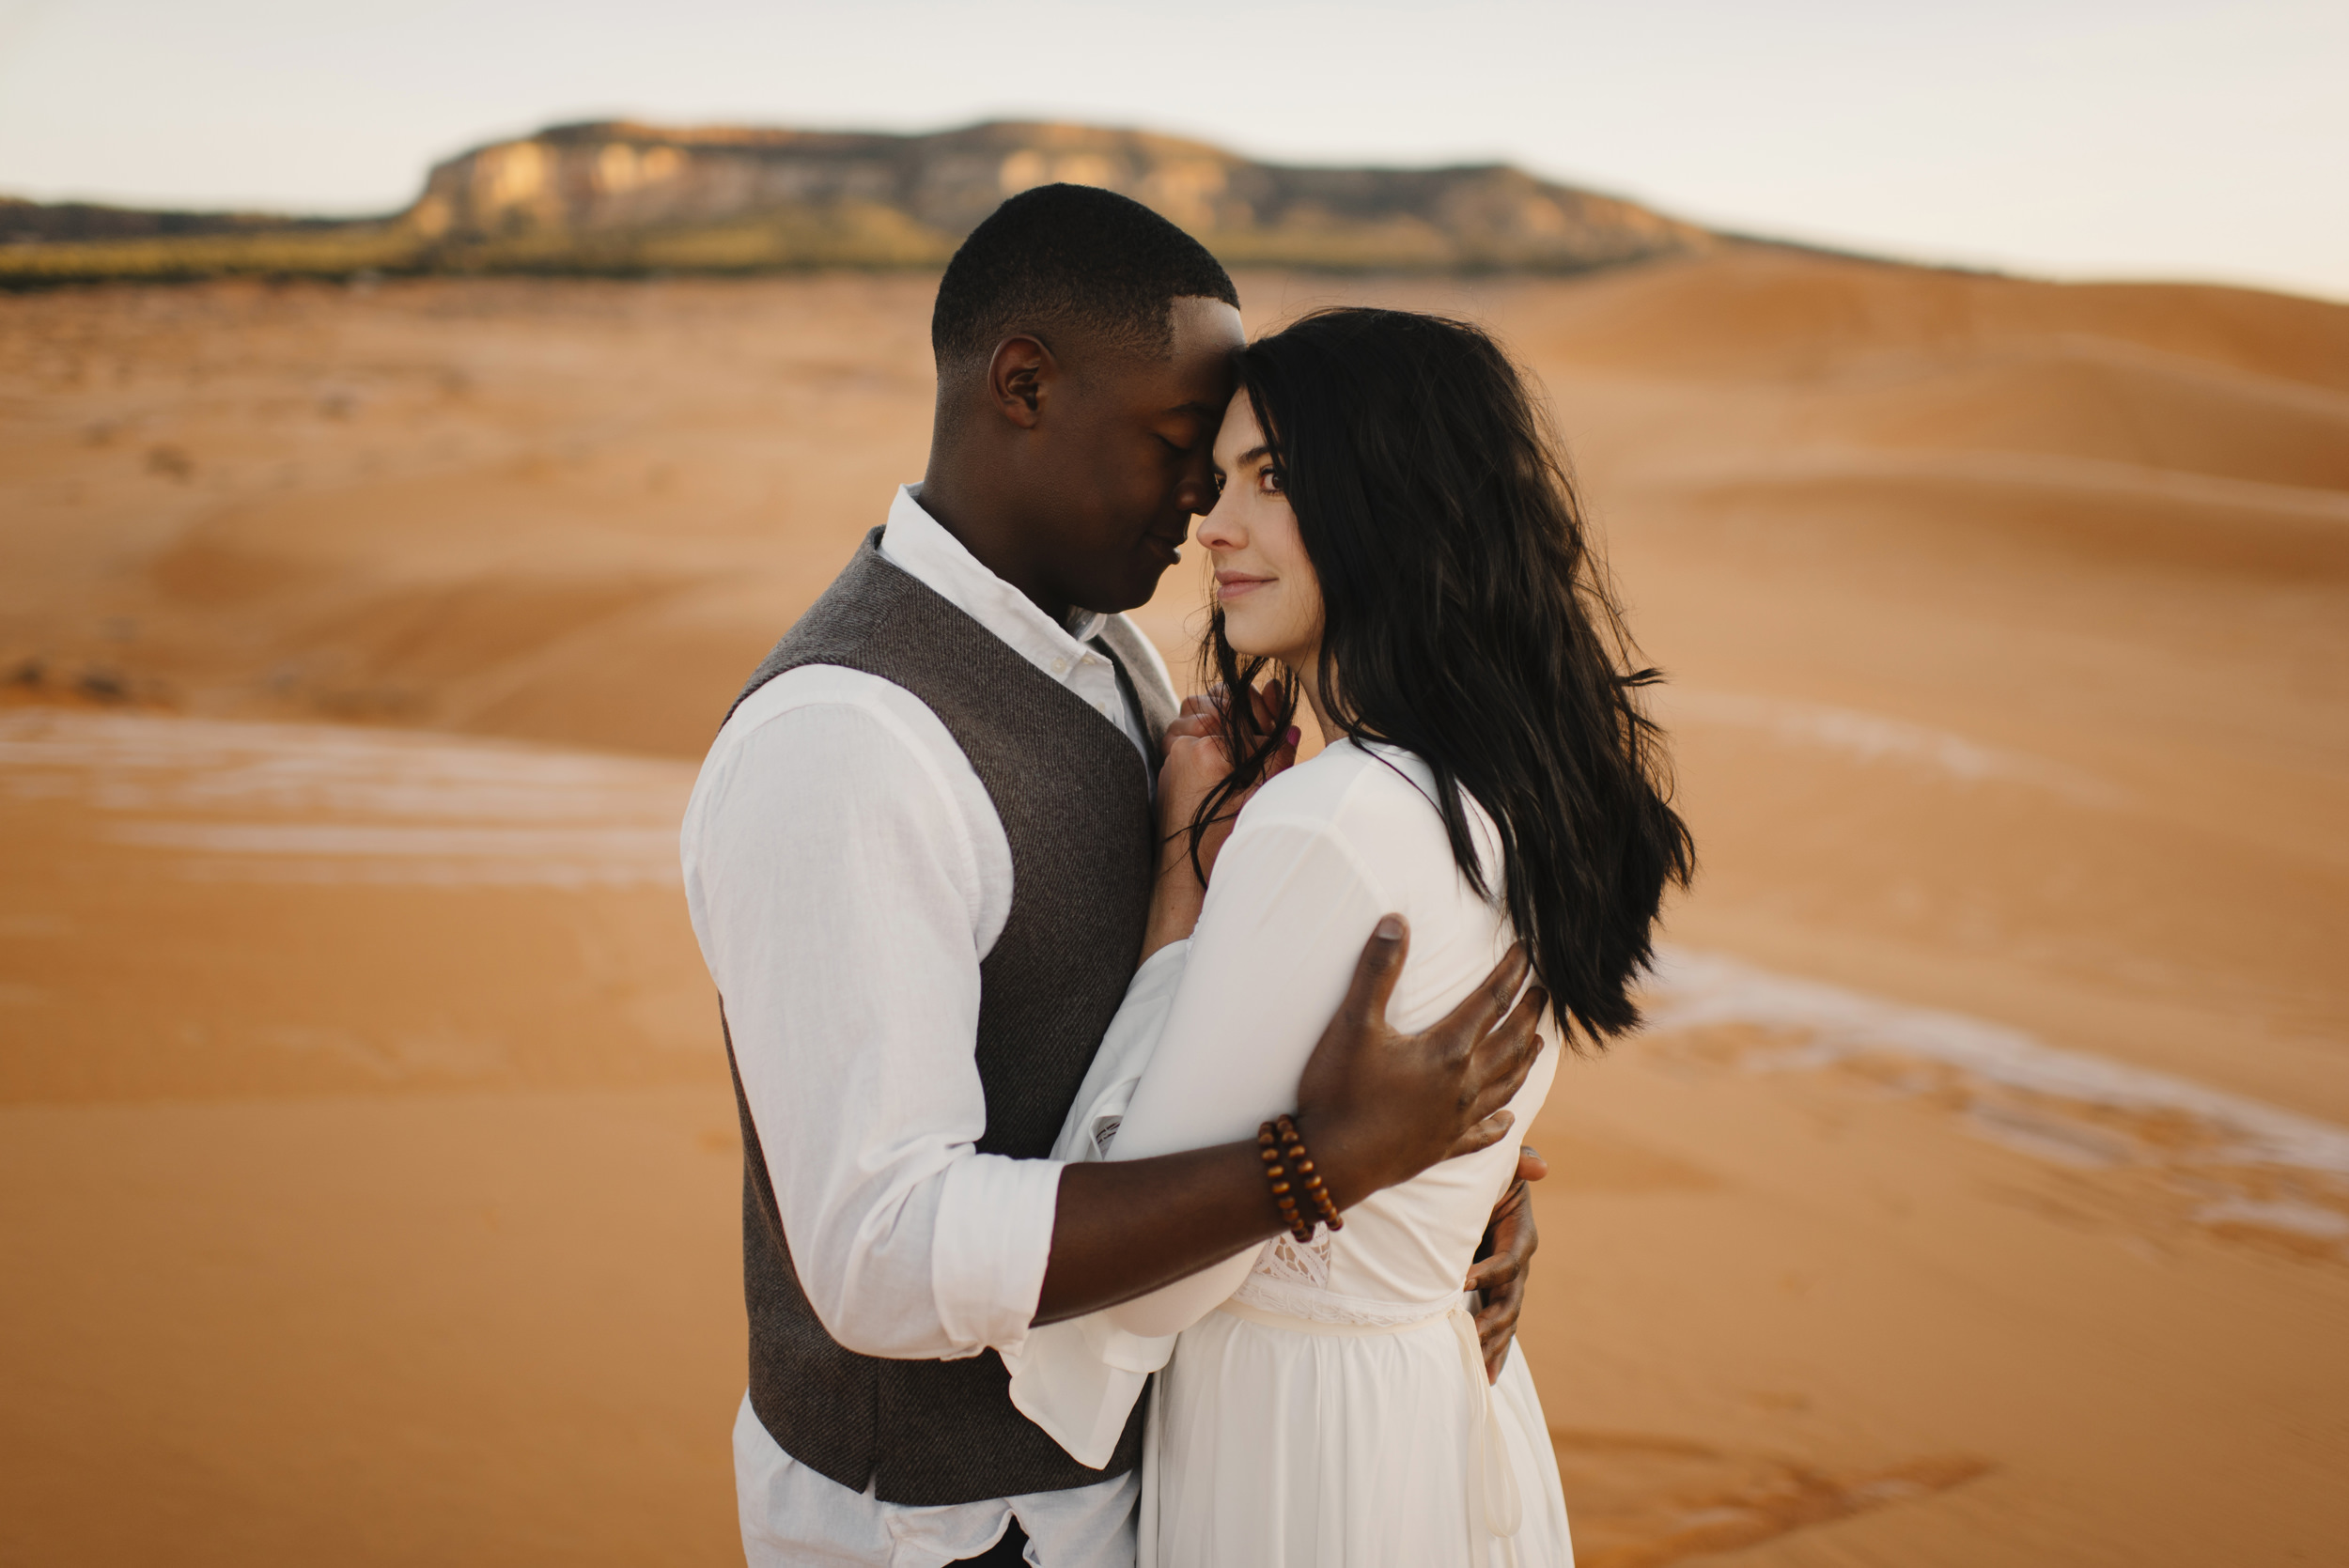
[1257,1227,1333,1290]
[1232,1229,1458,1327]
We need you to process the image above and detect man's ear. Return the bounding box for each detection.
[985,334,1055,429]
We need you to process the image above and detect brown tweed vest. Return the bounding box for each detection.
[721,527,1176,1506]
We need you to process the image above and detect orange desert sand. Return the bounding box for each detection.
[3,254,2345,1566]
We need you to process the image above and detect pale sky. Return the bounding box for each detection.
[1,0,2342,300]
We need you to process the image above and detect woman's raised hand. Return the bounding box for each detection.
[1159,679,1298,879]
[1140,679,1299,961]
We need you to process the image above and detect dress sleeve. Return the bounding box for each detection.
[1103,815,1392,1334]
[1001,810,1392,1464]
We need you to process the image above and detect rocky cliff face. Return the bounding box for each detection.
[402,119,1715,272]
[0,119,1720,282]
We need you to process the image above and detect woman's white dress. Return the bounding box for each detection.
[1003,739,1574,1567]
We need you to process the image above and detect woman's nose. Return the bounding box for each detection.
[1194,494,1243,551]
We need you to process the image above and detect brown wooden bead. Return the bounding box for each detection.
[1265,1115,1327,1240]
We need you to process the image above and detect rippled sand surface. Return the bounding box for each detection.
[3,256,2343,1565]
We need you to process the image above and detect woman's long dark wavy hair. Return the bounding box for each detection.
[1190,307,1695,1044]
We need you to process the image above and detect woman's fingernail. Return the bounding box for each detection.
[1283,726,1300,747]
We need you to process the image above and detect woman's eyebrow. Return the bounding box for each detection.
[1235,443,1270,466]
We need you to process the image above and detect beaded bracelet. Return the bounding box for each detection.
[1277,1113,1346,1234]
[1255,1122,1311,1242]
[1257,1115,1346,1243]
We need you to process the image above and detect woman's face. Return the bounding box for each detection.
[1197,389,1324,671]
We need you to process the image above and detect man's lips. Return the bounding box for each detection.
[1215,571,1272,599]
[1145,533,1186,565]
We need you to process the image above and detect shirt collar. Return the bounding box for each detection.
[879,484,1112,663]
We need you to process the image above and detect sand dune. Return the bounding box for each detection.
[2,251,2343,1565]
[1507,253,2349,392]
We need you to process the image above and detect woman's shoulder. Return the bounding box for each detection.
[1237,739,1451,849]
[1238,738,1502,893]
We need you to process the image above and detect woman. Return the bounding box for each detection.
[1004,308,1694,1566]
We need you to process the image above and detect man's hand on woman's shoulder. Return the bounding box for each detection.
[1035,918,1547,1326]
[1295,919,1548,1210]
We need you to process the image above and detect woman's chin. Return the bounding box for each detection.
[1222,633,1280,662]
[1217,609,1309,669]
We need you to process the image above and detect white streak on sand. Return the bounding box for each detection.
[110,821,679,860]
[0,709,688,887]
[1663,690,2123,805]
[2194,1199,2349,1240]
[1646,947,2349,1184]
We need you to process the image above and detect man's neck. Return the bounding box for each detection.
[914,470,1071,625]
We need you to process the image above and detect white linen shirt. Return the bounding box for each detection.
[680,484,1166,1568]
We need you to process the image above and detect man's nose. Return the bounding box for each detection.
[1174,450,1221,518]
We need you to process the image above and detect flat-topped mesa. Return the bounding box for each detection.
[400,118,1717,272]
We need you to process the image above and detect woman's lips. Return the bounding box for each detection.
[1215,572,1271,600]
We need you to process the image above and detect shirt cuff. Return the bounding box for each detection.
[931,1150,1065,1358]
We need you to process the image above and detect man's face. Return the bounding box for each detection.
[1029,296,1248,614]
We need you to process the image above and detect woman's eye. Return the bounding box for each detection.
[1258,466,1285,495]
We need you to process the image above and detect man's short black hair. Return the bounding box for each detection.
[931,184,1239,374]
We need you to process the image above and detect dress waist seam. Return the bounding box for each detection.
[1213,1296,1452,1338]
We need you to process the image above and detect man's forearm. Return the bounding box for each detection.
[1032,925,1544,1327]
[1032,1143,1284,1324]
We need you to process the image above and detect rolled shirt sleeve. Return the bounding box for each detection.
[929,1154,1065,1355]
[685,686,1062,1362]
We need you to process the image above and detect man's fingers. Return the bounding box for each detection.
[1476,1316,1513,1382]
[1470,1270,1522,1384]
[1338,915,1410,1030]
[1430,942,1531,1056]
[1473,1294,1517,1337]
[1475,985,1547,1079]
[1463,1254,1520,1295]
[1455,988,1546,1129]
[1517,1145,1549,1185]
[1461,1057,1536,1134]
[1443,1107,1515,1161]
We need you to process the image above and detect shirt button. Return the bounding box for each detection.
[1050,657,1068,675]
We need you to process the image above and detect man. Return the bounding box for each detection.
[681,184,1548,1568]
